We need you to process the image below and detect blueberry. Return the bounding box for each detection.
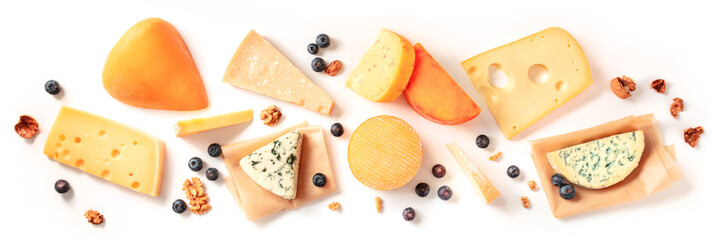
[307,43,319,55]
[206,167,219,181]
[432,164,446,178]
[54,179,70,194]
[476,134,490,148]
[45,80,61,95]
[402,207,415,221]
[330,123,344,137]
[507,165,520,178]
[415,182,430,197]
[437,185,453,200]
[315,34,330,48]
[312,173,327,187]
[207,143,222,157]
[188,157,203,171]
[172,199,187,213]
[559,184,576,200]
[311,57,326,72]
[551,173,566,187]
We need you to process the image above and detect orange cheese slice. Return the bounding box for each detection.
[446,142,499,203]
[461,27,593,139]
[346,29,415,103]
[43,106,165,197]
[103,18,208,111]
[348,115,422,190]
[223,30,334,115]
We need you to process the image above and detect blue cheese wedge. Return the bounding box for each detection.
[240,130,303,199]
[547,130,645,189]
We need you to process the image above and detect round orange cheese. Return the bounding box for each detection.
[348,115,422,190]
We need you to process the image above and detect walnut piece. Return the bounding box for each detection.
[375,197,383,213]
[182,177,211,214]
[260,105,282,126]
[683,126,704,148]
[15,115,39,139]
[521,197,530,209]
[325,60,343,76]
[527,180,537,191]
[670,97,684,119]
[84,209,104,225]
[489,152,502,161]
[328,201,340,211]
[610,75,636,99]
[651,79,666,93]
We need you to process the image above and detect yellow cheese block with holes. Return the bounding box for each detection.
[346,28,415,102]
[43,106,165,197]
[224,30,334,115]
[175,109,253,137]
[446,142,500,203]
[461,27,593,139]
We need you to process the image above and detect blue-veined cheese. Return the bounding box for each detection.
[240,130,303,199]
[547,130,644,189]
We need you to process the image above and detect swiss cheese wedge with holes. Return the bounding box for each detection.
[346,29,415,102]
[461,27,593,139]
[223,30,334,115]
[348,115,422,190]
[43,106,165,197]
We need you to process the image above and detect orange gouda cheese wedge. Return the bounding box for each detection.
[222,122,336,221]
[348,115,422,190]
[346,29,415,102]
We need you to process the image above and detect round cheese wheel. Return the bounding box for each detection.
[348,115,422,190]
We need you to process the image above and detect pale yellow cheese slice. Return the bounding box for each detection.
[175,109,253,137]
[346,28,415,102]
[43,106,165,197]
[223,30,334,115]
[461,27,593,139]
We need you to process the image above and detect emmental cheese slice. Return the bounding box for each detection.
[461,27,593,139]
[239,130,303,199]
[175,109,253,137]
[43,106,165,197]
[547,130,645,189]
[446,142,500,203]
[223,30,334,115]
[346,29,415,102]
[348,115,422,190]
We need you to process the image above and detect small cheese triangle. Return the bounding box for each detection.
[223,30,334,115]
[239,130,303,199]
[102,18,208,111]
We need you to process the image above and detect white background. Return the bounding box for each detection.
[2,0,718,238]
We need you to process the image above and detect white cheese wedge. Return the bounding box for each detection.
[240,130,303,199]
[547,130,644,189]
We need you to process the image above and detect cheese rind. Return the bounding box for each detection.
[240,130,303,199]
[175,109,253,137]
[446,142,500,203]
[43,106,165,197]
[346,28,415,102]
[461,27,593,139]
[547,130,645,189]
[224,30,334,115]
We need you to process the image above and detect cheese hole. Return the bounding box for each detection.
[75,159,85,169]
[488,64,509,88]
[99,130,106,137]
[528,64,549,84]
[131,181,140,189]
[111,149,120,159]
[74,137,81,143]
[555,80,567,91]
[101,170,111,179]
[59,135,65,141]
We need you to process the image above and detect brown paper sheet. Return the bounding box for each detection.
[221,122,337,221]
[530,114,683,218]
